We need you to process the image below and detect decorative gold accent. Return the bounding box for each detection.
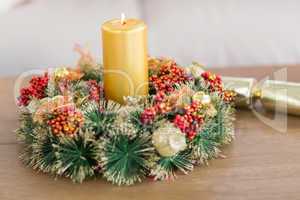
[223,76,300,116]
[259,80,300,116]
[222,77,256,107]
[152,123,187,157]
[251,88,262,99]
[192,91,211,105]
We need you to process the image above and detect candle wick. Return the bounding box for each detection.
[121,13,126,25]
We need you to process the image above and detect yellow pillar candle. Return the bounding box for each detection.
[102,15,148,104]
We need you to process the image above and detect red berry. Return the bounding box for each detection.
[150,62,188,94]
[47,107,84,136]
[18,73,49,106]
[87,80,102,102]
[140,106,157,124]
[201,71,223,93]
[173,101,204,140]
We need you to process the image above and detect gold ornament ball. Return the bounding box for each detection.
[152,123,187,157]
[190,65,204,77]
[54,68,69,79]
[192,91,211,105]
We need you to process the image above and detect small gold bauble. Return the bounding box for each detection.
[54,68,69,79]
[189,64,205,77]
[152,123,187,157]
[192,92,211,105]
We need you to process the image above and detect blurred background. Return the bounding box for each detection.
[0,0,300,75]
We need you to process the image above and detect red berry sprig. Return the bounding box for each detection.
[173,101,204,140]
[140,107,157,124]
[149,62,188,93]
[47,106,84,136]
[154,91,166,103]
[154,102,173,114]
[140,91,173,125]
[18,73,49,106]
[201,71,223,93]
[18,88,33,107]
[87,80,102,102]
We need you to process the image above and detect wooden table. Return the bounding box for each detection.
[1,66,300,200]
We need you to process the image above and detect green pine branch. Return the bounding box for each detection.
[150,150,193,181]
[82,100,121,137]
[100,133,154,185]
[31,130,59,173]
[55,129,99,183]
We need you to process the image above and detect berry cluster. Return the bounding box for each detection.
[87,80,102,102]
[140,107,157,124]
[155,102,173,114]
[201,71,223,93]
[18,73,49,106]
[141,98,204,140]
[153,91,166,103]
[47,106,84,136]
[150,62,188,93]
[223,90,236,102]
[173,101,204,140]
[140,103,174,125]
[140,91,173,124]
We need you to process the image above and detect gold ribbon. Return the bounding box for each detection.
[222,77,300,116]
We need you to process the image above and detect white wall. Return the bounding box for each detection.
[143,0,300,67]
[1,0,300,75]
[0,0,142,75]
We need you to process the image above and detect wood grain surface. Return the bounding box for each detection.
[0,66,300,200]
